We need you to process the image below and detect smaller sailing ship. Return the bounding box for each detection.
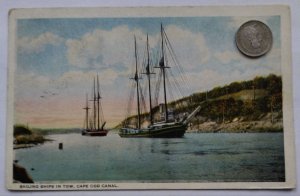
[82,75,108,136]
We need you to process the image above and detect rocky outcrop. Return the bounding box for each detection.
[188,112,283,133]
[13,163,34,183]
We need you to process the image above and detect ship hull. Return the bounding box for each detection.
[82,129,108,136]
[119,123,187,138]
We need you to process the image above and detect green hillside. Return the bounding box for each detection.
[117,74,282,127]
[217,89,268,101]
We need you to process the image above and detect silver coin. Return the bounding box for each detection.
[235,20,273,57]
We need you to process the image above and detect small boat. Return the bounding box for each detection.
[82,75,108,136]
[119,24,201,138]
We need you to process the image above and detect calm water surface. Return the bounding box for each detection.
[14,132,285,182]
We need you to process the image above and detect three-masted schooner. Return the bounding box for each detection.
[82,75,108,136]
[119,24,201,138]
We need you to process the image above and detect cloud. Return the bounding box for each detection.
[57,69,119,89]
[15,72,51,94]
[15,69,121,103]
[65,25,146,70]
[163,25,210,70]
[65,25,210,73]
[18,32,64,54]
[183,69,225,92]
[214,50,242,64]
[211,28,281,78]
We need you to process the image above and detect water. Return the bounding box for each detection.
[14,132,285,182]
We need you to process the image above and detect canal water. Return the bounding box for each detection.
[14,132,285,182]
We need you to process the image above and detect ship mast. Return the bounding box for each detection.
[97,74,101,130]
[132,36,141,129]
[83,93,90,130]
[158,24,169,123]
[93,78,96,130]
[142,34,155,125]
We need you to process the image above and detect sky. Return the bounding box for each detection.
[14,15,281,128]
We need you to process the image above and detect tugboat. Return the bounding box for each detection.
[82,75,108,136]
[119,24,201,138]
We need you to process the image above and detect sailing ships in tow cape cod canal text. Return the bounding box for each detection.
[119,24,202,138]
[82,75,108,136]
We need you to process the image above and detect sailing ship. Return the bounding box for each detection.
[82,75,108,136]
[119,24,201,138]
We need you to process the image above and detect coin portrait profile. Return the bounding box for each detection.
[235,20,273,57]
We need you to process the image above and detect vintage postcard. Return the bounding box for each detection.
[6,6,295,190]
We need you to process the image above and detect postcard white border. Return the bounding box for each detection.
[6,5,295,190]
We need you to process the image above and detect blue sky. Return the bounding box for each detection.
[17,16,280,78]
[15,15,281,128]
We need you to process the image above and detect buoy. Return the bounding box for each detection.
[59,143,63,150]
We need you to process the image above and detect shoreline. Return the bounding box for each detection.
[188,119,283,133]
[13,138,53,150]
[13,144,37,150]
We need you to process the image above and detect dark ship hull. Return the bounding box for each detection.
[82,129,108,136]
[119,123,187,138]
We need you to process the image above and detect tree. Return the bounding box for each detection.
[228,81,242,93]
[267,74,282,94]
